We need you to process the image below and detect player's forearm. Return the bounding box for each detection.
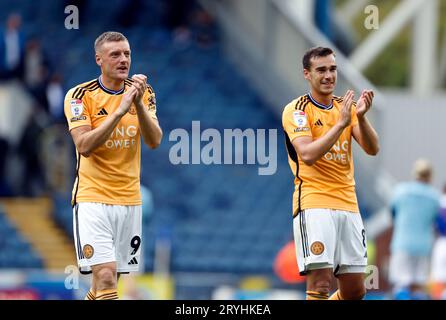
[356,116,380,155]
[299,123,345,165]
[77,112,124,157]
[135,102,162,149]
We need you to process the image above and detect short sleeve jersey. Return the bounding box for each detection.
[64,78,157,206]
[282,94,359,216]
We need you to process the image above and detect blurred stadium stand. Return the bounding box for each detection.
[0,205,43,268]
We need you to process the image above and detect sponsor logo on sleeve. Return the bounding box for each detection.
[70,99,87,122]
[292,111,309,131]
[293,111,307,128]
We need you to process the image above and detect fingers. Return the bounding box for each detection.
[367,90,374,104]
[125,85,138,101]
[343,90,354,110]
[126,84,137,95]
[132,74,147,92]
[132,80,145,91]
[130,86,138,97]
[132,74,147,82]
[361,89,374,107]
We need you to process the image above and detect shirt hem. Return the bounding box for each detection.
[74,199,142,205]
[299,205,360,213]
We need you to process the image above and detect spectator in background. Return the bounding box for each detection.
[430,184,446,299]
[0,136,10,196]
[389,158,440,300]
[17,104,49,196]
[164,0,194,47]
[46,73,65,122]
[163,0,215,48]
[0,13,25,80]
[24,38,50,110]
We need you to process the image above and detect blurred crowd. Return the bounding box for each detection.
[0,2,215,198]
[0,12,64,198]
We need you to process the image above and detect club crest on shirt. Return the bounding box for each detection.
[129,105,136,115]
[70,99,83,117]
[293,111,307,128]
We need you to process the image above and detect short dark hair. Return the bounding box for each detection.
[94,31,128,52]
[302,47,335,70]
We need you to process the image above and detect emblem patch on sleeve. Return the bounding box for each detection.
[293,111,307,127]
[70,99,87,122]
[70,99,84,117]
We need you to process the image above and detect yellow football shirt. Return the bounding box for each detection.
[64,78,157,206]
[282,94,359,216]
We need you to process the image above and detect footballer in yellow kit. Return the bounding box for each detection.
[65,77,157,206]
[282,47,379,300]
[64,31,162,300]
[283,94,359,216]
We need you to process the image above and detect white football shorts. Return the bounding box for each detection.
[389,251,430,287]
[431,237,446,282]
[293,208,368,275]
[73,202,142,273]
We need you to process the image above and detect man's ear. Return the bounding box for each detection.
[95,53,102,67]
[303,69,311,81]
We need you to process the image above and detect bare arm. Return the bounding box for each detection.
[352,116,379,155]
[292,124,345,166]
[70,87,137,157]
[352,90,380,155]
[132,75,163,149]
[292,90,354,166]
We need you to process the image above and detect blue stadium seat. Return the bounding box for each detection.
[0,208,43,269]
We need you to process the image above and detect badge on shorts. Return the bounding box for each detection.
[310,241,325,255]
[83,244,94,259]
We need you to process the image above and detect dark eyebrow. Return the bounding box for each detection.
[315,65,337,71]
[109,49,131,55]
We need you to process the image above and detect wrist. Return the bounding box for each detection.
[135,100,145,109]
[336,122,348,130]
[115,109,126,118]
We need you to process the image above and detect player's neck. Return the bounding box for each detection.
[99,75,124,91]
[309,90,332,106]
